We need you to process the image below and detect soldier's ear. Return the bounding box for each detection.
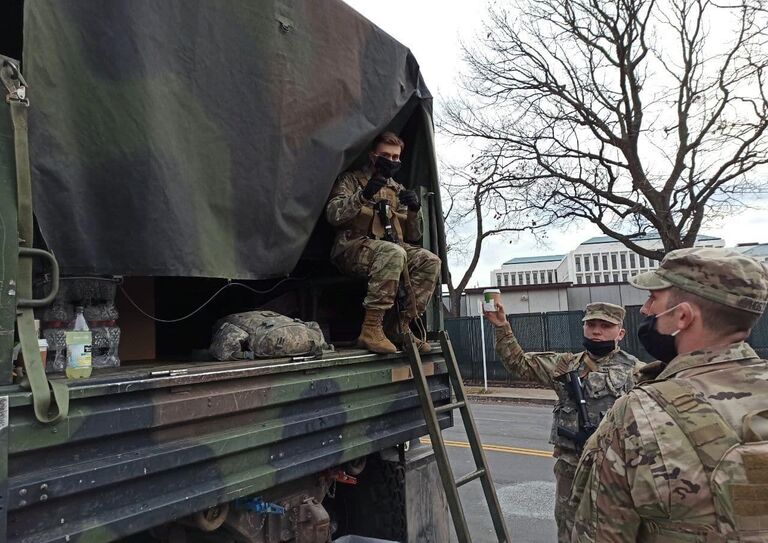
[676,302,697,331]
[616,328,626,341]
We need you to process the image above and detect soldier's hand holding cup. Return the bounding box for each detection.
[483,301,507,327]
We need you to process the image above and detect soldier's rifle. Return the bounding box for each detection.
[556,370,598,451]
[374,199,412,316]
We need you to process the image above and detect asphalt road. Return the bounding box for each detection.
[436,402,557,543]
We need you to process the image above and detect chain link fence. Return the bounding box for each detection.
[445,306,768,385]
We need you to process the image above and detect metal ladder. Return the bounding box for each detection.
[403,329,511,543]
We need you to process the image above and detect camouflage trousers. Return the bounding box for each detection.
[554,457,577,543]
[333,238,441,313]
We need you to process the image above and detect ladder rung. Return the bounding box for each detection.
[455,468,486,488]
[435,400,465,414]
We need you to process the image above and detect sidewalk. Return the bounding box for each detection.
[464,385,557,406]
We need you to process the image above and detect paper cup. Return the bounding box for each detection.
[482,289,501,312]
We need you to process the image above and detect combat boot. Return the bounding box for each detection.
[399,315,431,354]
[357,308,397,354]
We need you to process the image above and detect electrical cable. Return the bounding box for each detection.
[117,278,295,324]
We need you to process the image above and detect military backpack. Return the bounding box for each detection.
[210,311,329,361]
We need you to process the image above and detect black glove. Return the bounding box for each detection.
[362,176,387,200]
[399,189,421,211]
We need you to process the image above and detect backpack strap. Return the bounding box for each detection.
[639,379,740,474]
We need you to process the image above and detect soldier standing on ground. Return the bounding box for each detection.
[570,247,768,542]
[484,301,643,542]
[326,132,441,354]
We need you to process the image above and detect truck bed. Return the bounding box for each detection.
[1,347,451,543]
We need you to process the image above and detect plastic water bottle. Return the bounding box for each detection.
[65,306,92,378]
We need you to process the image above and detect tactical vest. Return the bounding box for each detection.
[636,379,768,543]
[346,177,407,241]
[549,350,637,453]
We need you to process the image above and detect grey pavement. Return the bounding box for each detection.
[464,385,557,406]
[439,402,557,543]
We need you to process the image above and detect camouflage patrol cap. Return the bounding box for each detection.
[582,302,625,324]
[629,247,768,315]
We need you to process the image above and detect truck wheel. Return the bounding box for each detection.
[337,455,406,540]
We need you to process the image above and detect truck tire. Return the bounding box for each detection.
[332,454,406,541]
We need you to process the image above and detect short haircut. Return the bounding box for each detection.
[372,131,405,152]
[667,287,759,335]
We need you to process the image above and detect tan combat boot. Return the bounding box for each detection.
[357,308,398,354]
[399,315,431,354]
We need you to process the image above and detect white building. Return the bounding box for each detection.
[491,233,725,288]
[457,235,765,317]
[565,234,724,285]
[490,255,566,287]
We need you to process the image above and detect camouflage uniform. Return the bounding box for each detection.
[570,248,768,542]
[493,302,642,542]
[325,168,441,315]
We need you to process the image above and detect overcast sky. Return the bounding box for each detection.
[343,0,768,287]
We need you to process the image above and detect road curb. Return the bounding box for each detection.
[466,394,556,406]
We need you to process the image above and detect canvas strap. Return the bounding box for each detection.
[2,60,68,423]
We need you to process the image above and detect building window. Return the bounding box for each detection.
[604,274,609,283]
[622,271,628,281]
[602,255,608,270]
[510,274,516,286]
[613,273,619,282]
[575,256,581,272]
[496,274,502,286]
[518,273,524,284]
[611,253,618,269]
[584,257,591,271]
[576,275,583,284]
[620,253,627,268]
[525,272,531,284]
[540,271,546,283]
[630,254,636,268]
[548,271,553,283]
[586,275,592,284]
[503,273,509,286]
[639,255,646,268]
[593,255,600,270]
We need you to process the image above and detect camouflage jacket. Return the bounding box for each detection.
[570,342,768,542]
[325,168,422,260]
[494,322,641,464]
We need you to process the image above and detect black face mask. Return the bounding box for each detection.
[373,155,401,178]
[637,314,679,363]
[582,337,616,358]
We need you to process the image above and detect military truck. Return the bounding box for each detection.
[0,2,452,542]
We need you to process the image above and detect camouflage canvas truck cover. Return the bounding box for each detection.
[0,1,451,542]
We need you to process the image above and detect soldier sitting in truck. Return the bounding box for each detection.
[484,301,643,543]
[325,132,441,354]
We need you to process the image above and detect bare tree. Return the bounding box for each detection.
[441,0,768,260]
[442,143,552,316]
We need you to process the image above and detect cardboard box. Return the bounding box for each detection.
[116,277,156,361]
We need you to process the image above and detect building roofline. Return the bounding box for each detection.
[501,254,566,265]
[579,233,722,246]
[465,282,573,294]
